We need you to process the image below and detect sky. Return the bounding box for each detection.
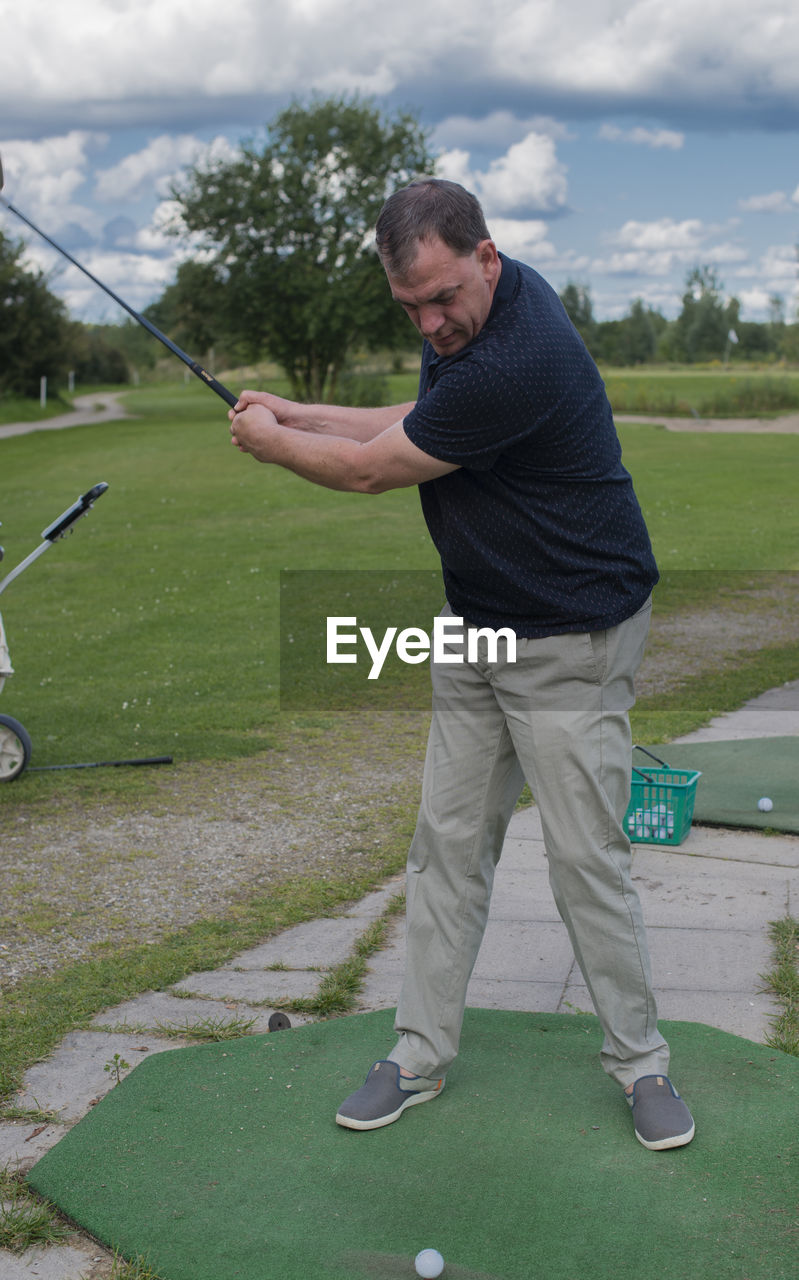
[2,0,799,328]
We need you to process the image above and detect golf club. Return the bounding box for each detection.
[0,154,238,408]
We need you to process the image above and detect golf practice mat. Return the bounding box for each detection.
[27,1009,798,1280]
[643,736,799,834]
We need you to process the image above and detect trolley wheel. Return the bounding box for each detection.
[0,714,32,781]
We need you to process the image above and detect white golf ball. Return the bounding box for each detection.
[415,1247,445,1278]
[758,797,773,812]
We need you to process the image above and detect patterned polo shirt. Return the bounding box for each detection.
[402,253,659,637]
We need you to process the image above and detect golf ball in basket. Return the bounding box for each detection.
[758,797,773,812]
[415,1247,445,1278]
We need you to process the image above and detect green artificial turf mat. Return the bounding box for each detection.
[28,1009,799,1280]
[641,737,799,834]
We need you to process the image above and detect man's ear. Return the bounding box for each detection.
[477,239,500,277]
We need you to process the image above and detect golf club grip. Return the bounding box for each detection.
[186,363,239,408]
[42,482,109,541]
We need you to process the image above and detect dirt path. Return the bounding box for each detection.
[615,411,799,433]
[0,392,133,440]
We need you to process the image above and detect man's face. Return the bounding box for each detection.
[386,235,501,357]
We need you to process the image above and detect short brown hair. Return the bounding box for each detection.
[375,178,491,276]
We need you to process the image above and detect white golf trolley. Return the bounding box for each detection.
[0,482,108,780]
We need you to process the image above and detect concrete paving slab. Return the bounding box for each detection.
[498,833,547,864]
[340,880,405,919]
[173,968,321,1003]
[646,926,775,993]
[88,991,290,1034]
[0,1241,112,1279]
[674,823,799,868]
[651,990,780,1042]
[0,1123,71,1172]
[558,981,779,1045]
[358,967,399,1008]
[220,916,376,971]
[674,679,799,742]
[480,877,561,921]
[465,979,568,1012]
[471,921,576,983]
[345,807,795,1048]
[632,853,793,928]
[13,1032,187,1124]
[504,806,545,840]
[362,938,404,976]
[357,970,401,1010]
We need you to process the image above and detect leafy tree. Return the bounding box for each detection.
[767,294,785,328]
[170,95,434,401]
[559,282,596,349]
[68,324,130,384]
[731,320,775,361]
[666,266,740,363]
[91,318,160,373]
[0,231,74,396]
[145,260,227,362]
[593,299,667,366]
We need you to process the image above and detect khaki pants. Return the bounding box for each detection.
[389,597,669,1090]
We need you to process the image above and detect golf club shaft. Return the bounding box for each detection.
[29,756,174,772]
[0,193,238,408]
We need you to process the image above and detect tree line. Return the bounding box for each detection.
[558,272,799,366]
[2,95,798,403]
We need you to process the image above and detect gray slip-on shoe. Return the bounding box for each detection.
[628,1074,695,1150]
[335,1060,445,1130]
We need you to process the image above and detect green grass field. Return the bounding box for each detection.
[0,381,797,771]
[0,384,435,767]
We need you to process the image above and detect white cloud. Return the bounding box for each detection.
[754,243,799,282]
[599,124,684,149]
[94,135,235,203]
[608,218,709,251]
[0,131,107,232]
[483,134,569,215]
[593,217,747,279]
[437,131,569,216]
[53,246,186,322]
[3,3,797,327]
[493,0,799,107]
[434,112,573,151]
[4,1,799,127]
[487,218,559,266]
[738,189,799,213]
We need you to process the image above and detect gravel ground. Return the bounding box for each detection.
[0,716,427,989]
[637,576,799,698]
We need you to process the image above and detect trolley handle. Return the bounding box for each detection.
[42,482,109,542]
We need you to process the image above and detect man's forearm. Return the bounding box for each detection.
[288,402,416,442]
[230,407,454,494]
[242,420,388,492]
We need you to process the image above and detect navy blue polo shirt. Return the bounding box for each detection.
[402,254,659,637]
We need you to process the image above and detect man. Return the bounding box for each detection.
[229,178,695,1152]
